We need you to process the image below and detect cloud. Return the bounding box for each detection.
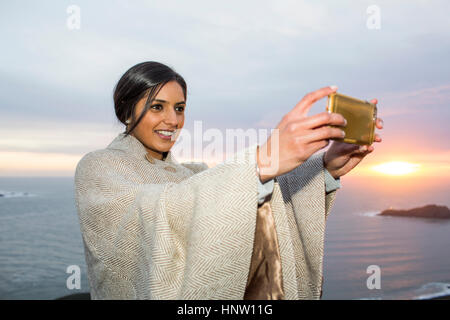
[1,1,450,175]
[0,120,122,154]
[378,84,450,117]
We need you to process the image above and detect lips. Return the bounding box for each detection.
[154,130,176,140]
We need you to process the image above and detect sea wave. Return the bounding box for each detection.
[358,282,450,300]
[0,190,36,198]
[356,211,380,218]
[413,282,450,300]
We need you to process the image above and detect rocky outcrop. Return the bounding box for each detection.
[56,292,91,300]
[379,204,450,219]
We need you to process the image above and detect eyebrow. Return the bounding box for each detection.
[153,99,186,105]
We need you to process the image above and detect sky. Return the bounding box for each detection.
[0,0,449,179]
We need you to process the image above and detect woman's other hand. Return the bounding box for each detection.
[323,99,384,179]
[257,86,347,183]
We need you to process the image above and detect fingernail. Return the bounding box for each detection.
[330,85,338,91]
[343,118,347,126]
[341,130,345,137]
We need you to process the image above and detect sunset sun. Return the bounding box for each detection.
[371,161,422,176]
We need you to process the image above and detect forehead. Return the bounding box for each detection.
[154,81,185,102]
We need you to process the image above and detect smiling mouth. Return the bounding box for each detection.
[154,130,176,140]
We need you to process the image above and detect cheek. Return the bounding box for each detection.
[141,114,160,129]
[178,114,185,127]
[134,116,159,138]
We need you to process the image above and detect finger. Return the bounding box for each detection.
[292,86,338,118]
[344,143,361,152]
[304,126,346,143]
[308,139,331,153]
[357,146,373,155]
[356,145,374,153]
[355,145,368,153]
[369,98,378,105]
[301,111,347,129]
[327,141,360,155]
[339,143,361,153]
[376,117,383,129]
[374,133,382,143]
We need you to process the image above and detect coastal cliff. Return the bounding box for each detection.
[379,204,450,219]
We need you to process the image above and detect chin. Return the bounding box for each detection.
[156,141,175,152]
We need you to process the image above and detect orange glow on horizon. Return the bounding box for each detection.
[370,161,422,176]
[1,149,449,178]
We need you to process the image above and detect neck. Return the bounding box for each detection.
[129,133,168,160]
[145,148,166,160]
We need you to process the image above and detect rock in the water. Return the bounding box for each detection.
[56,292,91,300]
[379,204,450,219]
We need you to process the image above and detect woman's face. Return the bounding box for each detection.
[130,80,186,160]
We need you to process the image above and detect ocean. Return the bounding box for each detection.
[0,177,89,299]
[0,175,449,300]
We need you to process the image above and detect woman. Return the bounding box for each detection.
[74,61,383,299]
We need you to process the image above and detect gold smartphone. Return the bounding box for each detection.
[327,93,378,146]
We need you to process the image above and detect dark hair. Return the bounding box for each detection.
[113,61,187,136]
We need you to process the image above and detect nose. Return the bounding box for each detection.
[164,108,178,127]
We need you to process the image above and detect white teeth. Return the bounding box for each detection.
[156,130,175,137]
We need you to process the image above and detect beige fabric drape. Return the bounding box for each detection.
[74,133,337,299]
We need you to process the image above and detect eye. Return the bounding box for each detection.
[176,105,185,112]
[150,104,162,110]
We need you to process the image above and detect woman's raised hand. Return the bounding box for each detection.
[257,86,347,183]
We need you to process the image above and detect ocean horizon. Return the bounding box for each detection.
[1,175,449,300]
